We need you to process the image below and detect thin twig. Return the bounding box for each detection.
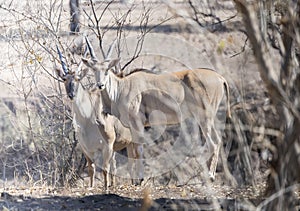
[230,37,248,58]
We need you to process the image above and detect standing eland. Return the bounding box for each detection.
[82,39,231,180]
[55,46,143,189]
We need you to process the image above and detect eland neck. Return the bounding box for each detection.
[105,70,122,102]
[73,83,96,120]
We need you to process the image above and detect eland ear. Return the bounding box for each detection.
[80,68,89,79]
[107,58,120,70]
[81,58,97,68]
[55,67,66,80]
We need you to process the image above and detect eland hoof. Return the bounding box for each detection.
[209,172,215,181]
[132,178,144,186]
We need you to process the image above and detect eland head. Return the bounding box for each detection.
[81,36,119,90]
[56,45,88,100]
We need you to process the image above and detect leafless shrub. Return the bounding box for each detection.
[0,1,84,187]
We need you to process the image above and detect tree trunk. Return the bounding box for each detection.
[70,0,80,34]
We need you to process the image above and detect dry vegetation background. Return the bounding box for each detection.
[0,0,299,210]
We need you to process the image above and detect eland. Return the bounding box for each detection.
[82,38,231,180]
[55,46,143,189]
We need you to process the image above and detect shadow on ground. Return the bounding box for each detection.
[1,191,253,210]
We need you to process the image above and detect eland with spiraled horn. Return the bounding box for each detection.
[82,37,231,180]
[55,43,143,189]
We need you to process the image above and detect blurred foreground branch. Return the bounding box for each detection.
[234,0,300,210]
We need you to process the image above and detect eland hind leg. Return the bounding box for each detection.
[208,125,222,181]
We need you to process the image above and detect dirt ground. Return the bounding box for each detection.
[0,0,279,210]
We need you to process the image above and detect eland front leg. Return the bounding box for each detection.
[110,152,116,187]
[102,143,114,190]
[127,142,144,185]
